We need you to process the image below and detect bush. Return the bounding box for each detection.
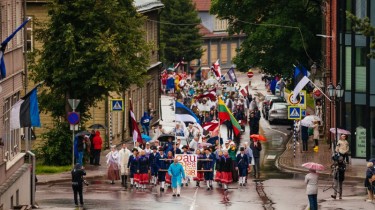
[36,121,72,166]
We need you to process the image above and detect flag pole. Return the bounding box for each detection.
[130,98,135,148]
[174,97,177,157]
[218,95,221,151]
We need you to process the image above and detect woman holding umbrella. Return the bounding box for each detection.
[303,162,324,210]
[335,134,350,163]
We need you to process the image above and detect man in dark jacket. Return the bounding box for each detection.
[301,125,309,152]
[250,139,262,178]
[89,130,95,165]
[71,163,86,206]
[331,156,346,199]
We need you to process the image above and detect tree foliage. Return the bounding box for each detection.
[160,0,203,64]
[210,0,322,75]
[346,11,375,58]
[29,0,151,120]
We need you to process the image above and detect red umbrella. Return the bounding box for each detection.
[302,162,325,171]
[250,134,266,141]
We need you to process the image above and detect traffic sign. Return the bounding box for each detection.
[288,106,301,120]
[301,109,306,117]
[247,70,254,78]
[287,93,301,105]
[110,99,124,112]
[287,91,306,109]
[68,99,80,110]
[67,112,80,125]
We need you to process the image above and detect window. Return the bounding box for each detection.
[214,17,228,32]
[26,17,34,52]
[15,1,22,46]
[231,43,238,61]
[3,92,20,161]
[201,45,208,66]
[210,44,218,64]
[220,43,228,64]
[355,47,366,92]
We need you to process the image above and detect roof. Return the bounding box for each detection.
[192,0,211,11]
[198,24,245,39]
[134,0,164,13]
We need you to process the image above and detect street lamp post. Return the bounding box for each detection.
[327,83,344,153]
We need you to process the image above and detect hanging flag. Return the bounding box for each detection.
[227,67,237,82]
[1,18,31,80]
[218,97,241,136]
[129,100,142,143]
[175,101,200,124]
[240,89,247,97]
[10,87,41,130]
[291,66,310,103]
[210,59,222,80]
[203,121,219,132]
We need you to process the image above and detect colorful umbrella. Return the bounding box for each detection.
[302,162,325,171]
[250,134,267,141]
[300,115,321,127]
[329,128,351,135]
[88,124,107,129]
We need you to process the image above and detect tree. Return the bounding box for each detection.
[160,0,203,64]
[211,0,322,75]
[30,0,151,121]
[346,11,375,58]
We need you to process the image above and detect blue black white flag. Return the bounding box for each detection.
[291,66,310,103]
[175,101,200,124]
[227,67,237,82]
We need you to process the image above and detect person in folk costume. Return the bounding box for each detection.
[144,142,152,157]
[127,148,139,188]
[228,142,239,182]
[220,150,233,191]
[193,149,204,187]
[118,143,131,188]
[106,145,120,184]
[137,150,149,190]
[165,151,174,186]
[157,148,168,192]
[168,157,186,197]
[214,150,223,187]
[149,146,160,186]
[203,148,215,191]
[236,147,250,186]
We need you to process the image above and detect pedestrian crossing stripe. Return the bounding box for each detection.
[110,99,124,112]
[288,106,301,120]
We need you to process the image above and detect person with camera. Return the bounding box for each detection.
[71,163,87,207]
[331,156,346,199]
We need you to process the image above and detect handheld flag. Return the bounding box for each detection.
[218,98,241,136]
[10,87,41,130]
[0,18,31,80]
[129,100,142,143]
[210,59,222,80]
[291,66,310,103]
[227,67,237,82]
[175,101,200,124]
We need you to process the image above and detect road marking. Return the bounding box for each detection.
[189,188,198,210]
[266,124,288,136]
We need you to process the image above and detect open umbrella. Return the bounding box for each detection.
[300,115,321,127]
[250,134,267,141]
[88,124,107,129]
[302,162,325,171]
[142,134,152,142]
[329,128,351,135]
[75,130,91,137]
[157,134,175,142]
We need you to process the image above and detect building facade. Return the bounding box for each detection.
[0,0,32,209]
[192,0,246,69]
[326,0,374,161]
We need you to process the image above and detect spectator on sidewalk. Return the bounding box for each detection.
[336,134,350,163]
[71,163,86,207]
[312,121,320,150]
[305,169,319,210]
[92,131,103,166]
[76,135,84,166]
[331,156,346,200]
[365,162,375,202]
[89,130,96,165]
[250,139,262,178]
[301,125,309,152]
[141,111,152,136]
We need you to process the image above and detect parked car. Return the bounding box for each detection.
[262,95,284,120]
[268,102,289,124]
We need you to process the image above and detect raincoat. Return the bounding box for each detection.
[168,162,186,188]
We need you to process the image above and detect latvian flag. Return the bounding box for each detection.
[10,87,41,130]
[175,101,200,124]
[210,59,222,80]
[203,121,219,131]
[291,66,310,103]
[194,88,217,101]
[129,100,142,143]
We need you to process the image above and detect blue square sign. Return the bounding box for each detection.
[288,106,301,120]
[110,99,124,112]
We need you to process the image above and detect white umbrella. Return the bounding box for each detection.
[300,115,321,127]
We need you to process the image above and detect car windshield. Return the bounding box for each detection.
[273,103,288,109]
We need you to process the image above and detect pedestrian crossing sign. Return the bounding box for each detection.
[288,106,301,120]
[110,99,124,112]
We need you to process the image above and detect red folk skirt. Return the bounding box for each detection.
[221,171,232,184]
[214,171,222,182]
[107,163,120,181]
[193,172,204,181]
[134,173,140,183]
[139,173,149,184]
[165,173,171,184]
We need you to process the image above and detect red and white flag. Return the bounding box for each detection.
[240,89,247,97]
[129,100,142,143]
[210,59,222,80]
[203,121,219,132]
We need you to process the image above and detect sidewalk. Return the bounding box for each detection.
[277,137,364,180]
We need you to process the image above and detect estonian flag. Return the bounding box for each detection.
[227,67,237,82]
[175,101,200,124]
[291,66,310,103]
[10,87,41,130]
[0,18,31,80]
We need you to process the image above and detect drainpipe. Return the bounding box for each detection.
[26,151,36,207]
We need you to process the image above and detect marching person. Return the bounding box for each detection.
[144,142,152,157]
[250,138,262,178]
[138,150,149,190]
[106,145,120,184]
[194,149,204,187]
[71,163,86,207]
[157,148,168,192]
[236,147,249,187]
[168,157,186,197]
[331,156,346,199]
[336,134,350,164]
[118,143,131,188]
[165,151,174,187]
[149,146,160,186]
[228,142,238,182]
[127,148,139,189]
[220,150,233,191]
[214,150,223,187]
[203,148,215,191]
